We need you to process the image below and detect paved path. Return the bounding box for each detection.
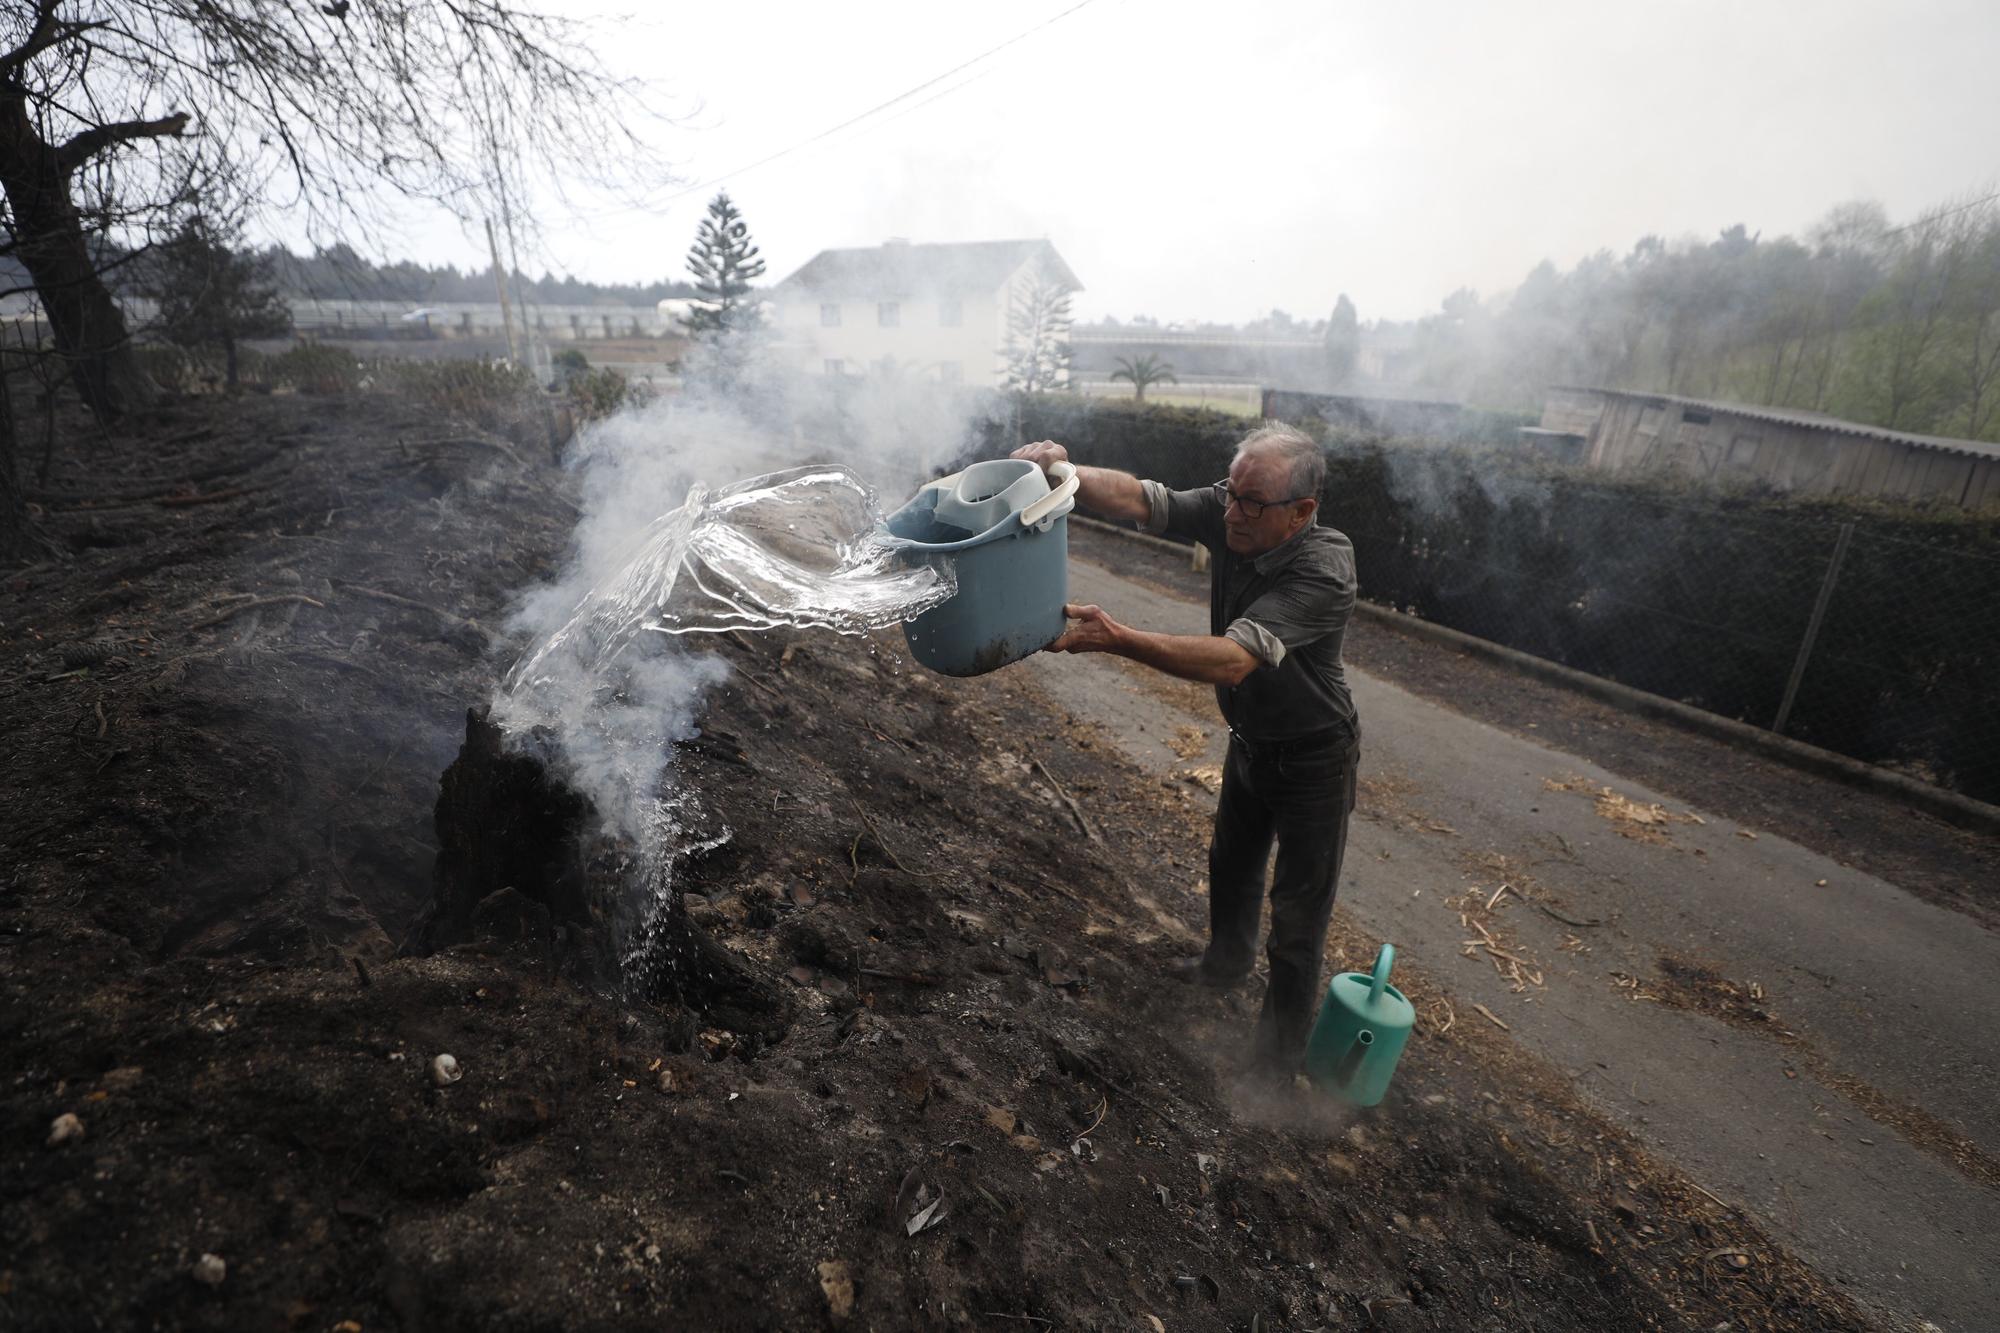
[1017,550,2000,1333]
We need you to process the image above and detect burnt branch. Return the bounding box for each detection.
[54,110,188,175]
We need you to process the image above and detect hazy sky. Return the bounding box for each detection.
[356,0,2000,324]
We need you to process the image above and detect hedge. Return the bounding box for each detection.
[974,395,2000,803]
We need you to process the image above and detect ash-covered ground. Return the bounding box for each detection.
[1,392,1873,1331]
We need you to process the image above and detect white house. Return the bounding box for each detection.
[768,238,1080,387]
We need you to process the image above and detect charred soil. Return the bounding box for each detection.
[3,395,1872,1330]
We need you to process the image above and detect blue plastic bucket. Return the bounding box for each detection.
[878,460,1079,677]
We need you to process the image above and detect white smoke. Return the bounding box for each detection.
[490,366,994,859]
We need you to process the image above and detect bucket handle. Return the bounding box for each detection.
[1368,942,1395,1006]
[1019,461,1078,529]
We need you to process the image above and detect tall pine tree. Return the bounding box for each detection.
[1003,270,1074,393]
[684,192,766,338]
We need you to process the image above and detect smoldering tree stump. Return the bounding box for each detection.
[410,705,788,1041]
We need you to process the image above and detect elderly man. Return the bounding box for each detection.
[1012,424,1359,1071]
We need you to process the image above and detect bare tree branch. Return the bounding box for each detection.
[54,109,188,175]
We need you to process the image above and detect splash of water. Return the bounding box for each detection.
[497,463,952,1000]
[616,790,734,1004]
[505,463,953,695]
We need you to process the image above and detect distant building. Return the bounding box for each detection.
[1542,386,2000,510]
[656,297,712,331]
[768,238,1079,386]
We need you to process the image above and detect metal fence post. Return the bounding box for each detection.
[1772,521,1854,735]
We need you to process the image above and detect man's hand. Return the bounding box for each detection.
[1011,439,1069,474]
[1047,602,1123,654]
[1007,442,1151,525]
[1044,602,1262,685]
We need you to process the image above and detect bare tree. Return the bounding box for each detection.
[0,1,672,417]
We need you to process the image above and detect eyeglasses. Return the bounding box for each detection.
[1212,479,1309,520]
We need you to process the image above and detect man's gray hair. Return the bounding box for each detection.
[1236,422,1325,502]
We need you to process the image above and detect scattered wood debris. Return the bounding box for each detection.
[1543,774,1701,845]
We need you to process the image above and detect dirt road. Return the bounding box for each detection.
[1024,543,2000,1333]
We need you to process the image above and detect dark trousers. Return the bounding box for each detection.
[1202,722,1359,1067]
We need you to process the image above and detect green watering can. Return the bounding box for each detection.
[1304,943,1415,1107]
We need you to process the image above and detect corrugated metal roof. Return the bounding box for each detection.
[1554,386,2000,462]
[772,239,1078,300]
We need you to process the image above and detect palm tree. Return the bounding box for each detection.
[1110,354,1178,403]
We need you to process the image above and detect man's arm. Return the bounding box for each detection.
[1049,603,1259,687]
[1010,440,1150,526]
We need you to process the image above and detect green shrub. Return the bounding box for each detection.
[133,344,207,393]
[268,342,365,394]
[374,357,538,419]
[136,342,284,395]
[565,365,641,421]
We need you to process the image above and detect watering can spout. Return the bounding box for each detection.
[1334,1029,1375,1086]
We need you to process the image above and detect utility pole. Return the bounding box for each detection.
[1772,521,1854,735]
[485,218,519,365]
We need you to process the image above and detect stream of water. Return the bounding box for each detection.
[504,463,954,694]
[498,463,954,999]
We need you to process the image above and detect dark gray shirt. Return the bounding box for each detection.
[1140,480,1357,742]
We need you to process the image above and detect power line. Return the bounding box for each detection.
[655,0,1101,205]
[1880,185,2000,237]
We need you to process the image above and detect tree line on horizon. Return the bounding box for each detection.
[1391,192,2000,443]
[263,244,701,309]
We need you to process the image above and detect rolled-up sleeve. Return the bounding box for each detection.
[1231,548,1356,670]
[1138,481,1226,546]
[1224,617,1288,667]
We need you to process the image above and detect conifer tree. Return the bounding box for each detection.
[1003,271,1074,393]
[684,192,767,337]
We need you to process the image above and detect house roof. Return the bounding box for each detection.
[772,239,1080,301]
[1555,386,2000,463]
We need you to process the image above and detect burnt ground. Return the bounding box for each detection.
[1067,523,2000,935]
[0,392,1876,1331]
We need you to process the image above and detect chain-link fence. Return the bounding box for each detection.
[982,398,2000,805]
[1336,481,2000,803]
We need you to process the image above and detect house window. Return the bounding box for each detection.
[878,301,900,328]
[938,298,963,328]
[937,361,963,386]
[820,303,841,327]
[1681,409,1712,425]
[823,358,844,376]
